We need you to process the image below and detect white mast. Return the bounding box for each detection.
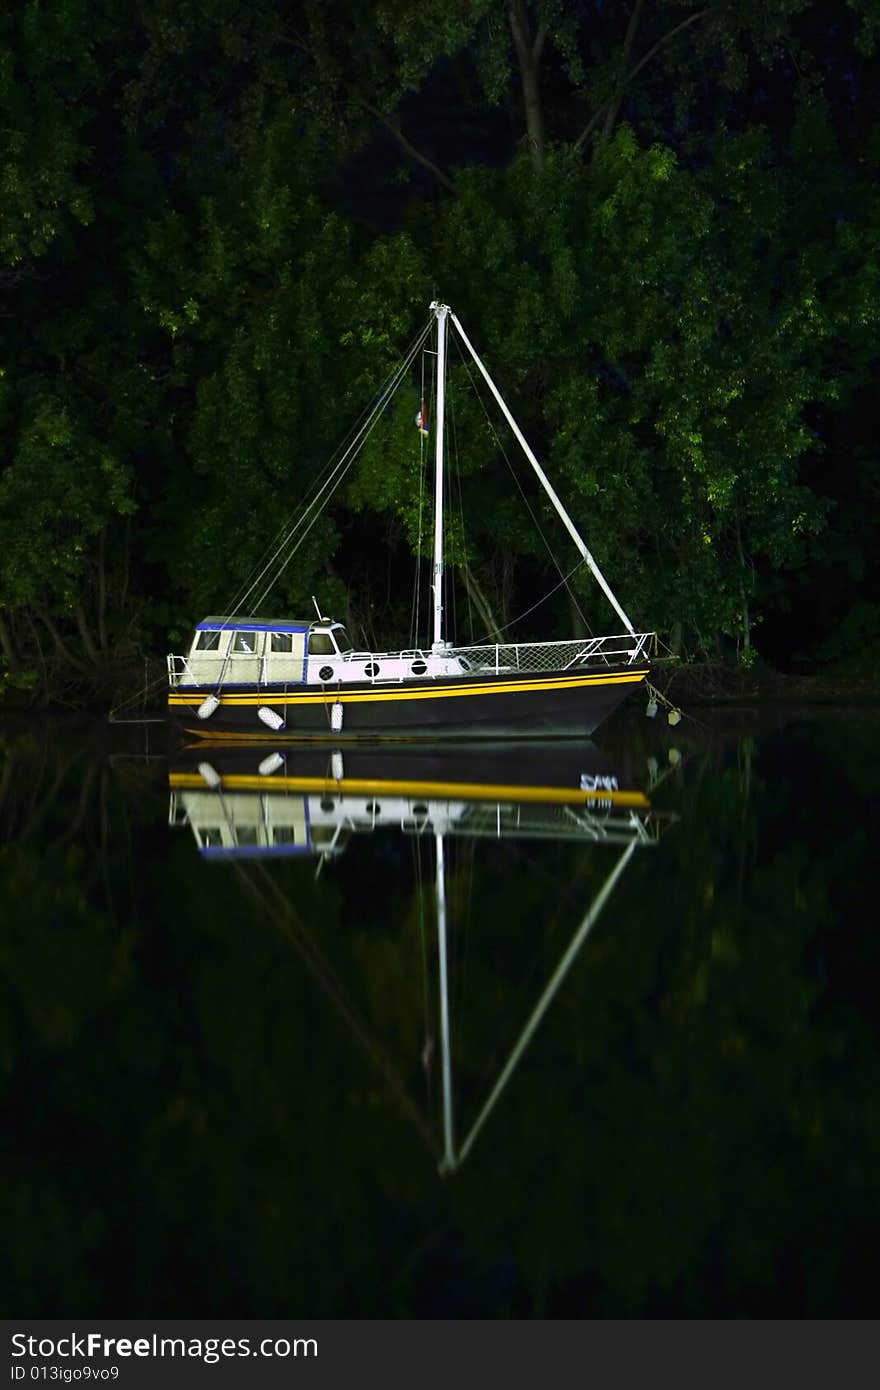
[430,301,449,652]
[435,831,456,1173]
[449,310,635,636]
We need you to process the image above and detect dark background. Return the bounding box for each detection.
[1,0,878,699]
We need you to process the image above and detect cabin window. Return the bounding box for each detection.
[236,826,259,846]
[232,631,258,654]
[200,828,223,847]
[270,632,294,653]
[273,825,298,844]
[196,630,221,651]
[334,627,352,651]
[308,632,336,656]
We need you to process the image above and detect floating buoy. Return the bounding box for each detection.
[258,751,284,776]
[198,761,221,789]
[667,708,682,726]
[668,747,682,766]
[646,698,658,719]
[330,701,344,733]
[257,706,285,731]
[197,693,219,720]
[331,750,344,782]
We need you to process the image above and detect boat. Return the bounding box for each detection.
[168,739,661,860]
[167,738,673,1172]
[166,301,654,741]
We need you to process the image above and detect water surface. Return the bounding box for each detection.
[2,709,878,1316]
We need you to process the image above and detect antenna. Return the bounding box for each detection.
[311,595,323,620]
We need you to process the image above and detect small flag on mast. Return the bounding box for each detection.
[415,400,429,437]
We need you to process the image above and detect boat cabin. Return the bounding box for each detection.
[174,615,468,688]
[180,616,352,687]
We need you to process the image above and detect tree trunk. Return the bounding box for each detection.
[120,514,131,614]
[97,529,108,654]
[460,563,505,642]
[735,519,752,660]
[37,608,90,673]
[75,604,101,664]
[0,611,18,672]
[509,0,546,168]
[568,590,587,639]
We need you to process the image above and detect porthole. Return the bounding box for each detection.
[412,803,429,818]
[411,659,427,676]
[318,665,334,682]
[364,661,380,678]
[320,798,336,813]
[365,801,382,816]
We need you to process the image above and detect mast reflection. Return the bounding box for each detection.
[168,740,674,1171]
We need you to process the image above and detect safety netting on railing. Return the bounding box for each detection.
[452,633,653,675]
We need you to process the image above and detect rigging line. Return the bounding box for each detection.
[457,839,638,1166]
[412,834,433,1109]
[242,321,432,616]
[235,856,440,1156]
[467,845,603,1094]
[108,669,171,720]
[230,319,433,619]
[451,333,592,636]
[247,397,389,614]
[224,352,421,621]
[448,370,475,643]
[246,322,433,615]
[416,409,426,644]
[452,839,473,1043]
[224,320,434,619]
[469,557,588,646]
[411,350,428,648]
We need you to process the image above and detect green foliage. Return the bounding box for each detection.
[0,1,878,686]
[0,393,134,610]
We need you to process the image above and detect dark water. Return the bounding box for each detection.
[2,709,878,1317]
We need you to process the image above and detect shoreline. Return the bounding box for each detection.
[2,658,880,719]
[651,660,880,708]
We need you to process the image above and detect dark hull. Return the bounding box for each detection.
[172,737,628,794]
[168,739,654,861]
[168,664,650,742]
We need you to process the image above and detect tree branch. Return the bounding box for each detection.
[574,8,708,152]
[359,98,457,195]
[601,0,646,144]
[36,607,90,674]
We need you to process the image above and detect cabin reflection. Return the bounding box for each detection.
[168,740,663,859]
[166,739,674,1174]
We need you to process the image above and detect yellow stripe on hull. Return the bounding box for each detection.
[168,772,649,808]
[168,668,650,709]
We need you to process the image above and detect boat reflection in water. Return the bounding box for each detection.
[168,740,673,1172]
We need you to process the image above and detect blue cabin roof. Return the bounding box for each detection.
[197,616,313,633]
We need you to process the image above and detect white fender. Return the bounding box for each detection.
[330,701,344,733]
[258,752,284,776]
[197,693,220,720]
[198,761,221,789]
[258,706,285,731]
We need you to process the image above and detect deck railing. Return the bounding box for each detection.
[452,632,653,675]
[167,632,654,688]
